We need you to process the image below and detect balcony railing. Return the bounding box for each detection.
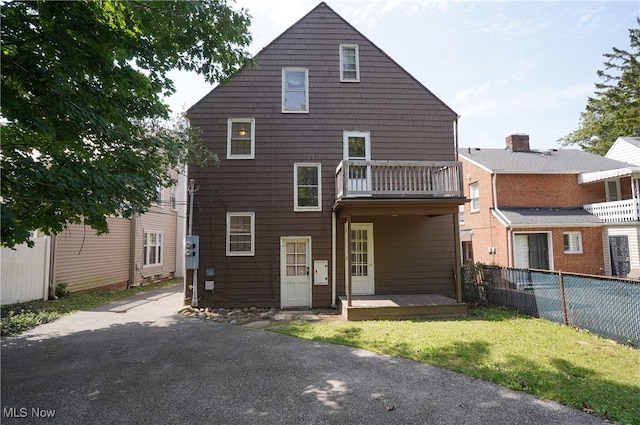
[583,199,640,222]
[335,160,463,199]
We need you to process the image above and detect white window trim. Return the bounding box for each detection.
[342,131,371,160]
[469,182,480,212]
[226,212,255,256]
[340,44,360,82]
[143,231,163,267]
[563,231,583,254]
[282,68,309,113]
[227,118,255,159]
[294,163,322,212]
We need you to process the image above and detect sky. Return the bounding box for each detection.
[166,0,640,150]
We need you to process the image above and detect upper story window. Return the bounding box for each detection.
[227,118,255,159]
[152,186,163,206]
[469,182,480,212]
[563,231,583,254]
[282,68,308,113]
[606,179,621,202]
[226,212,255,256]
[294,163,322,212]
[340,44,359,82]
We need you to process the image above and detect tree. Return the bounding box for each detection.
[1,1,252,248]
[558,18,640,155]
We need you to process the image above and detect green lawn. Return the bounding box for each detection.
[273,307,640,425]
[1,279,181,337]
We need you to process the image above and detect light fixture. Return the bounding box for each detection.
[238,127,247,137]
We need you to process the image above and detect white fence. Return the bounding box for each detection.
[583,199,640,222]
[1,237,50,304]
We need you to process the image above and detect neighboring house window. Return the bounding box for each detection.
[152,186,163,206]
[294,163,322,211]
[226,212,255,256]
[282,68,309,113]
[170,187,177,210]
[143,232,163,266]
[340,44,359,82]
[606,179,621,202]
[458,204,465,224]
[227,118,255,159]
[469,182,480,212]
[563,231,583,254]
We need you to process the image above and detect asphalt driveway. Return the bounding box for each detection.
[1,284,606,425]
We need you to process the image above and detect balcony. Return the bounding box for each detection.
[335,160,463,200]
[583,199,640,222]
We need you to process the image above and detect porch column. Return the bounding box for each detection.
[453,212,462,303]
[346,215,352,307]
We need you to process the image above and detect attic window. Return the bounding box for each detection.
[340,44,359,82]
[282,68,308,113]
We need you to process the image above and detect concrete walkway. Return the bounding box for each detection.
[1,284,606,424]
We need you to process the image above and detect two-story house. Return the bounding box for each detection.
[459,134,640,276]
[599,136,640,275]
[185,2,467,318]
[1,170,187,304]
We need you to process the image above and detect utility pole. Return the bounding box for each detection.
[188,179,198,307]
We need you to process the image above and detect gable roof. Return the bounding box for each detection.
[458,147,635,174]
[188,2,457,117]
[618,136,640,148]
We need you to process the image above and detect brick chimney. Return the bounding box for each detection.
[506,134,530,152]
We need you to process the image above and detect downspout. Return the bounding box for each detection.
[492,173,513,266]
[331,211,337,308]
[47,234,57,300]
[129,215,137,288]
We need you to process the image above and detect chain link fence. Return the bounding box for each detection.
[463,264,640,347]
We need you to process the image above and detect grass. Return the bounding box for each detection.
[273,307,640,425]
[1,279,181,337]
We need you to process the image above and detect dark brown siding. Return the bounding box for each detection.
[187,3,457,308]
[336,216,457,298]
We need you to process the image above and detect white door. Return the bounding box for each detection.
[350,223,374,295]
[281,237,311,308]
[514,234,530,269]
[343,131,371,194]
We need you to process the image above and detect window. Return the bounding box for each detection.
[170,187,177,210]
[294,163,321,211]
[458,205,465,224]
[469,182,480,212]
[227,118,255,159]
[282,68,308,113]
[606,179,621,202]
[340,44,359,82]
[152,186,163,206]
[226,212,255,256]
[143,232,163,266]
[563,231,583,254]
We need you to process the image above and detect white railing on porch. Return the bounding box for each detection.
[335,160,463,199]
[583,199,640,222]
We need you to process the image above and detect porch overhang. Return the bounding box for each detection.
[335,197,466,309]
[332,197,466,218]
[578,167,640,184]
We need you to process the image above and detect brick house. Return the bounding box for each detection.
[459,134,640,276]
[185,3,467,318]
